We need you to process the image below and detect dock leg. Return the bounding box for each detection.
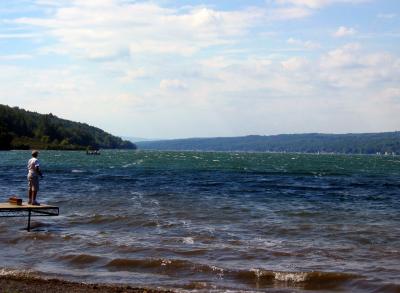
[27,209,31,232]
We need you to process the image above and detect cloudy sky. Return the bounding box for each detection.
[1,0,399,139]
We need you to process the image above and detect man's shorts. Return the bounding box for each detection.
[28,174,39,191]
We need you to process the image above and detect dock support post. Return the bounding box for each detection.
[27,209,31,232]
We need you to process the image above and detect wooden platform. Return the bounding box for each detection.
[0,202,59,231]
[0,202,58,210]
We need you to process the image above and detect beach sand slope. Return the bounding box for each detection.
[0,275,174,293]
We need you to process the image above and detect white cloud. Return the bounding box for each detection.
[333,26,357,37]
[0,54,32,60]
[0,33,39,39]
[12,1,317,61]
[287,38,320,49]
[196,43,400,102]
[319,43,400,88]
[14,2,265,60]
[320,43,360,68]
[276,0,369,9]
[160,79,188,91]
[35,0,69,6]
[281,57,309,70]
[276,0,331,8]
[120,68,146,83]
[177,46,400,135]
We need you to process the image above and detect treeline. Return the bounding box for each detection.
[0,104,136,150]
[136,133,400,154]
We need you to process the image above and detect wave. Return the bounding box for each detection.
[104,257,361,289]
[67,213,161,228]
[86,214,130,224]
[58,254,103,266]
[2,265,399,292]
[6,231,56,244]
[67,213,131,225]
[105,258,194,272]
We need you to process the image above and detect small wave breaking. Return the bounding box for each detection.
[103,257,361,289]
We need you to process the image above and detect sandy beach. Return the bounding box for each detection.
[0,275,173,293]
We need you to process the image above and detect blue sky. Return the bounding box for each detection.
[1,0,399,138]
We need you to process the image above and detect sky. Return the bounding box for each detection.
[0,0,399,139]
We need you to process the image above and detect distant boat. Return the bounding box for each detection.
[86,150,101,155]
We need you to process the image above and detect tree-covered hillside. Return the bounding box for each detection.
[0,104,136,150]
[136,133,400,154]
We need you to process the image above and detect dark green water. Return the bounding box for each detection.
[0,150,399,292]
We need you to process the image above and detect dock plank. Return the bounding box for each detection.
[0,203,57,210]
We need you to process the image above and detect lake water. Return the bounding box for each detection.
[0,150,399,292]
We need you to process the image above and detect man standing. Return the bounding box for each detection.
[27,150,43,205]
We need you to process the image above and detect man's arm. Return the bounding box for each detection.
[36,166,43,178]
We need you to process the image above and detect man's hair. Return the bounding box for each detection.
[32,150,39,157]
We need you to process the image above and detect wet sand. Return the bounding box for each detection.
[0,275,174,293]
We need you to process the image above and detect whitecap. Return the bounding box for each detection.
[122,163,134,168]
[0,268,32,277]
[161,259,172,266]
[130,191,144,196]
[211,265,224,278]
[273,271,308,282]
[182,237,194,244]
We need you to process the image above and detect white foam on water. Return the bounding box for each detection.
[150,199,160,206]
[122,163,135,168]
[130,191,145,198]
[251,238,283,248]
[161,259,172,266]
[211,266,224,278]
[182,237,194,244]
[0,268,32,277]
[0,268,18,276]
[273,271,308,282]
[250,268,264,278]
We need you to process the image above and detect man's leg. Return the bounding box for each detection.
[32,177,39,205]
[32,190,37,204]
[28,184,33,204]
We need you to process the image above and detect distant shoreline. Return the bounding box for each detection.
[135,132,400,155]
[1,148,398,157]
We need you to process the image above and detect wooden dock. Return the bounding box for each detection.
[0,203,59,231]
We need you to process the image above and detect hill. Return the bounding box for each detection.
[0,104,136,150]
[136,133,400,154]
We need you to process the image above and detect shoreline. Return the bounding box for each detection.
[0,274,174,293]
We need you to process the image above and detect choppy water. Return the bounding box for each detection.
[0,150,399,292]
